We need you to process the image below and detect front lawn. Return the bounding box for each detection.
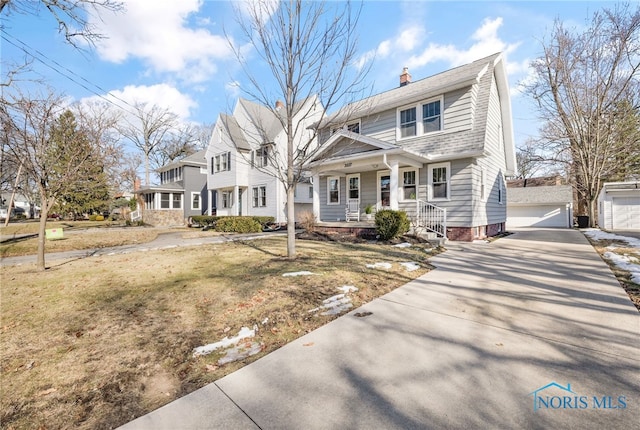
[1,236,438,429]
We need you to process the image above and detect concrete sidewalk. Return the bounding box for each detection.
[119,228,639,429]
[0,230,286,266]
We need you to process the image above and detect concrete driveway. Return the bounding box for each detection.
[119,228,639,429]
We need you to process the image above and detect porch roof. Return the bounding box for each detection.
[134,182,184,194]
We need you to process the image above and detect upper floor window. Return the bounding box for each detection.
[397,98,443,140]
[428,162,450,201]
[212,152,231,174]
[399,107,416,138]
[331,120,361,135]
[422,101,441,133]
[252,145,270,168]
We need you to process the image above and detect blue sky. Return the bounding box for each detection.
[0,0,627,150]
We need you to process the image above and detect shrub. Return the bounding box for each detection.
[297,211,316,232]
[375,209,410,240]
[95,215,104,221]
[89,214,97,221]
[252,216,275,227]
[215,216,262,233]
[190,215,220,227]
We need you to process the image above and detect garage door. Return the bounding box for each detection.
[612,196,640,229]
[507,205,569,228]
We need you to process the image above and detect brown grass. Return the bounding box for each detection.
[1,235,438,429]
[0,221,173,257]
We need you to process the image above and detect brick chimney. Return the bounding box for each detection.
[400,67,411,87]
[275,100,284,110]
[134,178,141,191]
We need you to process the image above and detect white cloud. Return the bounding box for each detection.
[355,24,425,71]
[407,17,520,69]
[90,0,230,83]
[88,84,197,120]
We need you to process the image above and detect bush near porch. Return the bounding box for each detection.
[375,209,410,240]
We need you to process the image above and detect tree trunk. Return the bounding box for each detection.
[36,201,49,271]
[286,185,296,259]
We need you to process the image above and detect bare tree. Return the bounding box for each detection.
[150,123,201,168]
[523,3,640,225]
[118,103,179,186]
[229,0,368,258]
[1,0,123,47]
[1,90,103,269]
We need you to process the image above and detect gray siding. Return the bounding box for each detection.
[442,87,473,133]
[183,165,208,217]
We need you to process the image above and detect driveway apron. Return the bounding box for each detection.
[119,228,639,429]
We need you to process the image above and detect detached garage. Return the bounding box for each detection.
[598,182,640,230]
[507,185,573,228]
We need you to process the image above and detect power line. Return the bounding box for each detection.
[1,29,138,116]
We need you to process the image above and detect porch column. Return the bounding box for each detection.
[233,185,240,216]
[312,173,320,221]
[389,159,399,210]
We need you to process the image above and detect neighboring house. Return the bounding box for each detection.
[598,182,640,230]
[205,97,322,223]
[0,192,38,218]
[134,150,208,226]
[305,53,516,241]
[506,185,573,228]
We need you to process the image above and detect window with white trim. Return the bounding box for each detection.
[428,162,450,200]
[422,101,441,133]
[252,186,267,207]
[327,176,340,205]
[191,192,200,210]
[213,152,231,173]
[498,175,504,204]
[399,107,416,138]
[402,169,417,200]
[172,193,182,209]
[397,98,443,140]
[347,174,359,199]
[308,186,313,199]
[254,146,269,168]
[161,193,170,209]
[221,191,233,208]
[331,120,361,135]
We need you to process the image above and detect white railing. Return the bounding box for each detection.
[416,200,446,239]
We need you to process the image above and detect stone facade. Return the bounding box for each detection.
[142,209,185,227]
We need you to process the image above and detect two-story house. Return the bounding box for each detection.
[205,97,322,223]
[134,149,208,226]
[305,52,516,241]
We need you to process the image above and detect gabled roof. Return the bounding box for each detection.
[508,185,573,205]
[220,113,251,150]
[315,53,516,174]
[308,129,399,163]
[157,149,207,172]
[238,98,284,143]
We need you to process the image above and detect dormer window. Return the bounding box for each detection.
[397,97,443,140]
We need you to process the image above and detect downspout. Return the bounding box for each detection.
[382,153,392,170]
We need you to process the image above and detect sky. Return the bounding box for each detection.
[0,0,631,152]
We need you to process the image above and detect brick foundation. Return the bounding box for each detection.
[447,222,505,242]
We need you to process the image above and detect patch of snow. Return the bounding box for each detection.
[309,286,359,316]
[393,242,412,248]
[217,340,263,365]
[193,326,256,357]
[400,262,420,272]
[583,229,640,249]
[603,252,640,284]
[261,317,269,325]
[282,271,314,277]
[337,285,358,293]
[366,262,392,270]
